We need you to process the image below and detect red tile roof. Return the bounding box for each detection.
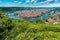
[16,10,48,18]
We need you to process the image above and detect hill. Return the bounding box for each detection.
[0,10,60,40]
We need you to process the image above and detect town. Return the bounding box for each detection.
[14,9,50,18]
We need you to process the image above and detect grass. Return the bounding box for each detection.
[4,22,60,40]
[0,12,60,40]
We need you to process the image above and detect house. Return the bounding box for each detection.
[47,12,60,23]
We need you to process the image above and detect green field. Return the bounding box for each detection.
[0,11,60,40]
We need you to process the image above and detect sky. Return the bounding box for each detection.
[0,0,60,7]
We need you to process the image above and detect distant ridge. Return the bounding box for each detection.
[0,7,60,12]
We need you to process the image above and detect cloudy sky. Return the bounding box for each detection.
[0,0,60,7]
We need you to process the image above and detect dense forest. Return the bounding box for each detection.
[0,7,59,11]
[0,8,60,40]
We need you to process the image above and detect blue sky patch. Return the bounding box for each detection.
[0,0,60,7]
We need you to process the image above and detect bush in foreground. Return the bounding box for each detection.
[0,12,60,40]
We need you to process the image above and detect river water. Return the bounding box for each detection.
[6,10,54,21]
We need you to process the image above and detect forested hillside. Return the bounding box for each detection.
[0,10,60,40]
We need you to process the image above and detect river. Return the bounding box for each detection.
[5,10,54,21]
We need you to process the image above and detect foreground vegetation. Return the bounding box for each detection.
[0,11,60,40]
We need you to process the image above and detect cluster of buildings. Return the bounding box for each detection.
[46,11,60,23]
[15,9,49,18]
[14,9,60,24]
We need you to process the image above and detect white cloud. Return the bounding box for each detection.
[26,0,30,2]
[31,0,34,2]
[37,3,60,7]
[26,0,37,3]
[31,0,37,3]
[37,1,48,5]
[14,1,18,3]
[37,0,53,5]
[0,0,60,7]
[55,0,59,3]
[19,2,22,4]
[46,0,53,2]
